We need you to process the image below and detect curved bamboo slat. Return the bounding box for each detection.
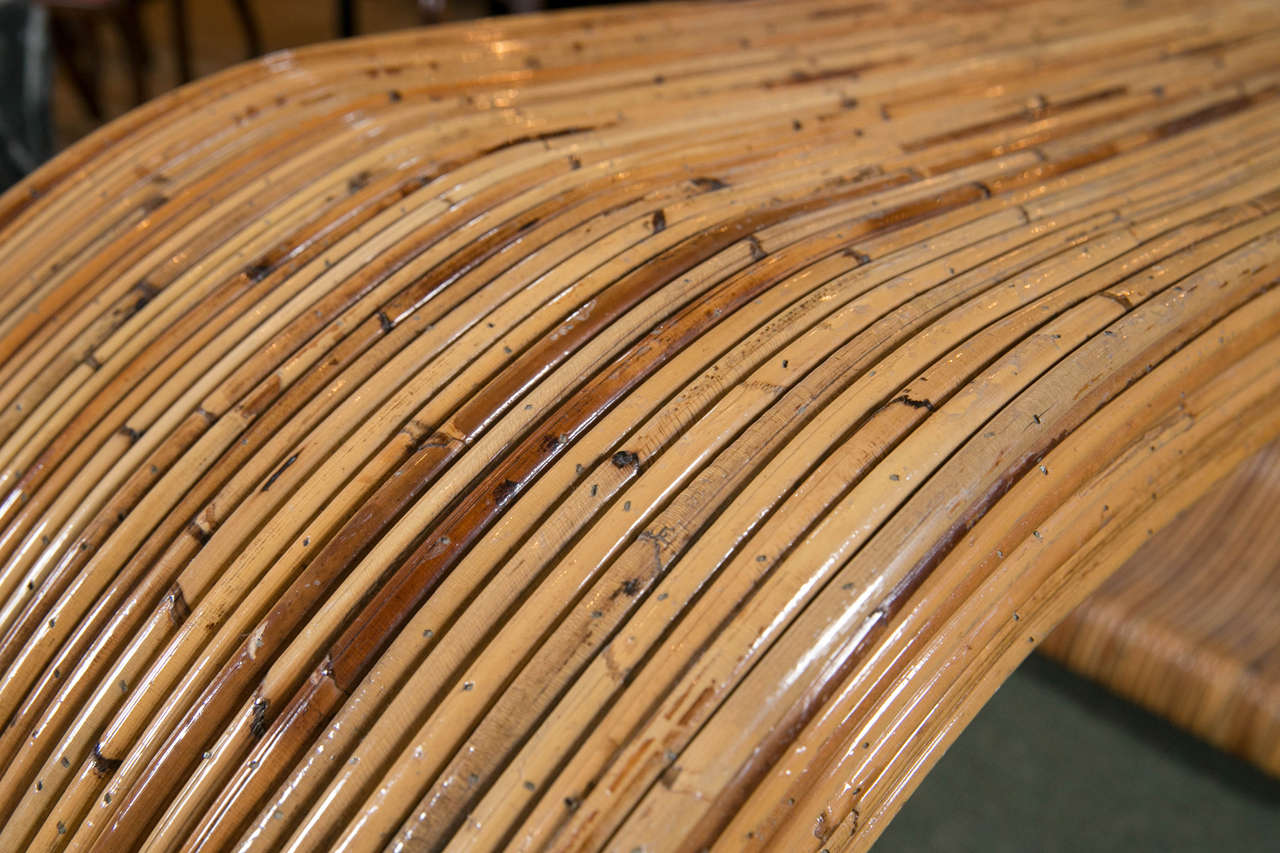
[1042,436,1280,776]
[0,0,1278,850]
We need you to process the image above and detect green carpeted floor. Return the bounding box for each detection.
[876,655,1280,851]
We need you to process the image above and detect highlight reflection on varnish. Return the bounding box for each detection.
[0,0,1277,850]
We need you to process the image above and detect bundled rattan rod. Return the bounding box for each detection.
[0,0,1277,851]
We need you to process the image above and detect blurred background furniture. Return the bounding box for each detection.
[0,0,53,189]
[337,0,448,37]
[3,0,624,178]
[43,0,261,119]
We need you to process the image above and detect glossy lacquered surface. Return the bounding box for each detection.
[0,0,1278,850]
